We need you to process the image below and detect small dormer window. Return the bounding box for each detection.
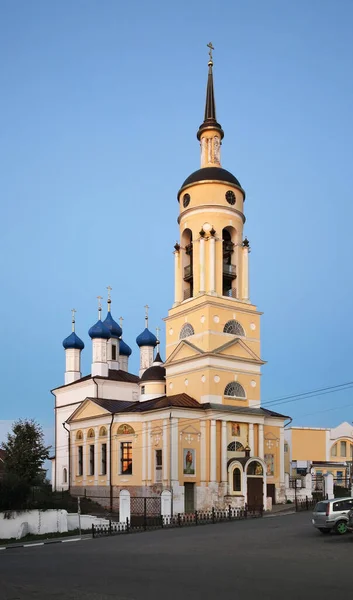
[112,344,117,361]
[141,385,145,395]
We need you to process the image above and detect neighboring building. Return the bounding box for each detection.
[51,51,289,512]
[285,422,353,482]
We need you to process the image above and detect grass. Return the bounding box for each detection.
[0,528,92,546]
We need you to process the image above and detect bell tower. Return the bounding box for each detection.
[165,46,264,408]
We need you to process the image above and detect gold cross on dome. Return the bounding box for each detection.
[106,285,112,300]
[97,296,103,310]
[207,42,214,62]
[119,316,124,328]
[71,308,76,331]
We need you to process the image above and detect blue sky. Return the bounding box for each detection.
[1,0,353,443]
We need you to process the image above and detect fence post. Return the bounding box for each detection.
[109,519,112,536]
[126,517,130,533]
[92,524,95,538]
[212,507,215,524]
[228,505,231,521]
[244,504,248,519]
[306,496,309,511]
[195,510,198,526]
[144,498,147,531]
[178,513,181,527]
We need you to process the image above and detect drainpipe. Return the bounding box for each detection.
[92,377,99,399]
[169,411,173,516]
[109,413,114,513]
[284,417,292,428]
[63,422,71,492]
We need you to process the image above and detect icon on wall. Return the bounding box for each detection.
[231,423,241,437]
[183,448,195,475]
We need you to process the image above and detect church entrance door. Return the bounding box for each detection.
[184,483,195,513]
[247,477,263,510]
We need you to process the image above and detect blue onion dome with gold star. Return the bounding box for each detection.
[63,310,85,349]
[119,339,132,356]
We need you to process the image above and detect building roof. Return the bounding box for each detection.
[52,369,139,391]
[62,331,85,351]
[196,59,224,141]
[103,312,122,338]
[203,403,290,420]
[136,327,157,348]
[87,398,136,414]
[140,365,166,383]
[178,167,243,198]
[88,319,111,340]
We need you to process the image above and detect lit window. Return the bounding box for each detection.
[223,320,245,336]
[233,468,241,491]
[224,382,246,398]
[179,323,195,339]
[121,442,132,475]
[340,441,347,457]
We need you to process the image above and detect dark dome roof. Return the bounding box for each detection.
[178,167,243,199]
[140,365,166,383]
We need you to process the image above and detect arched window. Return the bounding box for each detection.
[87,428,95,439]
[76,430,83,441]
[247,461,263,476]
[227,442,245,452]
[223,320,245,336]
[180,323,195,339]
[63,468,67,484]
[99,427,107,437]
[233,468,241,492]
[331,444,337,457]
[224,382,246,399]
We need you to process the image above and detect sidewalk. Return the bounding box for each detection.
[264,503,296,517]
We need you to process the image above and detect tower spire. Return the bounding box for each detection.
[107,285,112,313]
[71,308,76,332]
[197,42,224,143]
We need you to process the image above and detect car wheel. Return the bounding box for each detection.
[335,521,348,535]
[319,528,330,534]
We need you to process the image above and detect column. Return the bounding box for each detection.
[174,249,182,306]
[171,417,179,483]
[199,237,205,293]
[200,421,206,482]
[210,420,217,482]
[147,422,152,482]
[82,432,87,485]
[142,423,147,483]
[94,426,99,484]
[209,236,216,293]
[249,423,254,457]
[106,426,111,486]
[163,419,168,482]
[258,424,264,459]
[242,246,249,301]
[221,421,227,483]
[280,427,285,486]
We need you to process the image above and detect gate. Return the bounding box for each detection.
[312,475,325,500]
[130,496,161,528]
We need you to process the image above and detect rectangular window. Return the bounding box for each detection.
[112,344,117,361]
[101,443,107,476]
[155,449,162,482]
[141,385,145,395]
[337,470,343,484]
[121,442,132,475]
[340,441,347,457]
[89,444,95,476]
[78,446,83,476]
[351,445,353,458]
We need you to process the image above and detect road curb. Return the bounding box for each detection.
[0,536,91,551]
[264,510,296,518]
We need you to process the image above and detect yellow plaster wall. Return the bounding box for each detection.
[291,429,327,462]
[264,425,281,485]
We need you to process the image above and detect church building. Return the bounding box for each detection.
[51,49,289,513]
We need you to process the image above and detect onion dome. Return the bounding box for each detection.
[140,364,166,382]
[119,339,132,357]
[136,328,157,348]
[62,332,85,350]
[103,312,122,338]
[88,320,111,340]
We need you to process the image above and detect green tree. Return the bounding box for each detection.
[2,419,51,485]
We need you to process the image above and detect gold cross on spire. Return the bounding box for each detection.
[144,304,149,327]
[156,326,160,343]
[97,295,103,319]
[207,42,214,63]
[71,308,76,332]
[106,285,112,312]
[119,316,124,329]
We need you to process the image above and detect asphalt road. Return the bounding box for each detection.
[0,512,352,600]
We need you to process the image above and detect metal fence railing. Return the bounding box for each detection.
[92,505,263,538]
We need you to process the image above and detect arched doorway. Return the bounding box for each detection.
[246,460,265,509]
